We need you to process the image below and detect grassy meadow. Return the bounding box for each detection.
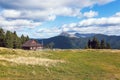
[0,47,120,80]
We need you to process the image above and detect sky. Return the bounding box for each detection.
[0,0,120,38]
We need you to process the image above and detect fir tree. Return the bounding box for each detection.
[91,37,100,49]
[88,39,91,48]
[26,35,29,41]
[106,42,111,49]
[5,31,13,48]
[0,28,29,49]
[21,34,26,44]
[0,28,5,47]
[13,31,21,48]
[100,39,106,49]
[13,31,18,48]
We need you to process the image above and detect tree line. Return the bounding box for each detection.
[86,37,111,49]
[0,28,29,49]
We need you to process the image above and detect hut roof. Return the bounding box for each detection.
[22,40,42,47]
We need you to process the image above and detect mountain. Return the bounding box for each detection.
[75,33,95,38]
[59,32,76,38]
[37,34,120,49]
[93,34,120,49]
[37,36,85,49]
[59,32,96,38]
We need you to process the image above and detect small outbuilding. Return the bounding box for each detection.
[22,39,43,50]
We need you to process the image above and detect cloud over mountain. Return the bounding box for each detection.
[0,0,118,38]
[61,12,120,35]
[37,12,120,36]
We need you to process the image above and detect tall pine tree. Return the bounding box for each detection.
[0,28,5,47]
[0,28,29,49]
[13,31,21,49]
[87,37,111,49]
[88,39,91,48]
[100,39,106,49]
[5,31,14,48]
[26,35,29,41]
[21,34,26,44]
[91,37,100,49]
[106,42,111,49]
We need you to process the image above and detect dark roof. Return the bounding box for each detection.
[22,40,42,47]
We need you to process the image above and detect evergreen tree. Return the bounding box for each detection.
[88,39,91,48]
[100,39,106,49]
[13,31,17,48]
[91,37,100,49]
[13,31,21,49]
[49,42,54,49]
[17,37,22,48]
[21,35,29,45]
[0,28,29,49]
[21,34,26,44]
[26,35,29,41]
[5,31,13,48]
[87,37,111,49]
[0,28,5,47]
[84,45,89,49]
[46,42,55,49]
[106,42,111,49]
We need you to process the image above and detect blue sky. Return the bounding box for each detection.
[0,0,120,38]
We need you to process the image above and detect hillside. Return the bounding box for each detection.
[37,34,120,49]
[37,36,88,49]
[0,48,120,80]
[94,34,120,49]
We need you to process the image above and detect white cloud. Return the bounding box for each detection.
[0,0,116,38]
[32,11,120,38]
[0,8,81,22]
[59,12,120,35]
[0,0,115,9]
[114,12,120,17]
[0,0,114,21]
[0,0,115,26]
[83,10,98,18]
[36,27,62,38]
[0,17,42,31]
[79,17,120,27]
[37,27,61,33]
[1,10,21,18]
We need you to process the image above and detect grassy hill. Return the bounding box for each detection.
[0,48,120,80]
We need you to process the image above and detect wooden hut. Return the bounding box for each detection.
[22,40,43,50]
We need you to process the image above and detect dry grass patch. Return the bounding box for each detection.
[0,56,65,66]
[97,49,120,53]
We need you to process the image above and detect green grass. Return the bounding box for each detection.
[0,48,120,80]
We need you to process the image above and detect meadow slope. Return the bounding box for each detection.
[0,47,120,80]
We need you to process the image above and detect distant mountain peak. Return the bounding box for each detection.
[37,33,120,49]
[59,31,76,38]
[59,32,97,38]
[59,31,69,36]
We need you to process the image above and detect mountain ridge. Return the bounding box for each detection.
[37,33,120,49]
